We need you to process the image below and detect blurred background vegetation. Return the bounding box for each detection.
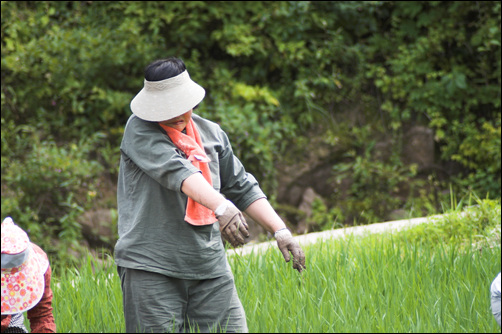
[1,1,500,267]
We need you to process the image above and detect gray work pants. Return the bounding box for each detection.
[117,266,248,333]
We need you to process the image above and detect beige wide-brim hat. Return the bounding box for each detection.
[130,70,206,122]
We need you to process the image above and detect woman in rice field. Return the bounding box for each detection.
[1,217,56,333]
[114,57,306,333]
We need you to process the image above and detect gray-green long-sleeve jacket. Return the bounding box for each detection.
[114,114,266,279]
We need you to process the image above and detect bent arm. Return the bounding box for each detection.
[182,172,251,247]
[182,173,288,234]
[181,172,226,211]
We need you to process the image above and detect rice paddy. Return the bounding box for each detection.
[25,202,501,332]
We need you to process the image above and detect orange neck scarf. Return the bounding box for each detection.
[159,118,217,226]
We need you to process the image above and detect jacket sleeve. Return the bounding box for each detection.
[26,266,56,333]
[217,129,266,211]
[120,116,200,192]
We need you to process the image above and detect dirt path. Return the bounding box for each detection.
[227,215,441,257]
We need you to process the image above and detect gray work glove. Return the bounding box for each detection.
[215,200,249,248]
[275,228,306,273]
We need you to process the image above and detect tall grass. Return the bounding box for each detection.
[49,255,124,333]
[230,233,500,333]
[27,199,500,333]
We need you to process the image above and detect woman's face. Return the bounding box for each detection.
[159,110,192,131]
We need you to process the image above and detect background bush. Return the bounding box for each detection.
[1,1,500,266]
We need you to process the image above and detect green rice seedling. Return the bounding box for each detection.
[229,231,500,333]
[50,254,125,333]
[26,199,500,333]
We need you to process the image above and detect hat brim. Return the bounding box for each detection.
[130,71,206,122]
[1,244,48,315]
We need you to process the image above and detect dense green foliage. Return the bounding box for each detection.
[402,195,501,245]
[1,1,501,265]
[41,199,501,332]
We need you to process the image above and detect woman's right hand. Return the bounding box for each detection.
[215,200,249,247]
